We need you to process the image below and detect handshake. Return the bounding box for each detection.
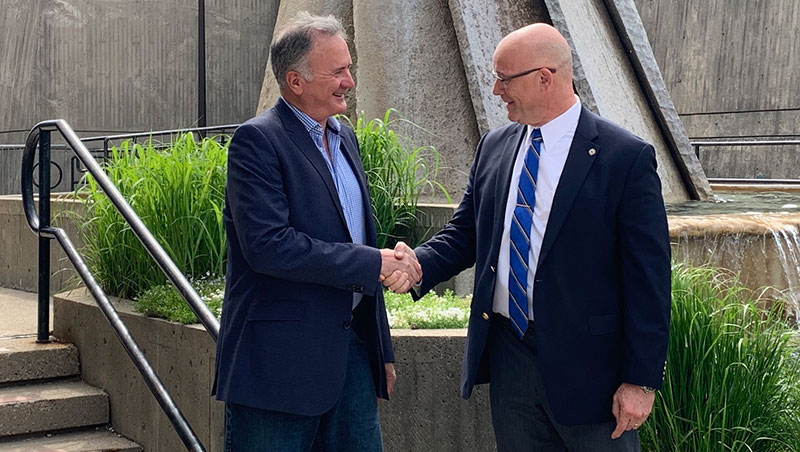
[379,241,421,294]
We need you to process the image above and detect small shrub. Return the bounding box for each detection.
[384,289,471,329]
[136,281,471,330]
[135,276,224,324]
[641,264,800,452]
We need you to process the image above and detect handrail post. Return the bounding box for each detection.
[37,130,51,343]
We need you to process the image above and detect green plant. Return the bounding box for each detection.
[641,264,800,451]
[135,276,224,324]
[78,133,228,299]
[135,279,472,329]
[384,289,471,329]
[344,109,449,249]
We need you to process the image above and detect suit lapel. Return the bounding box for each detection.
[274,100,350,235]
[537,107,600,267]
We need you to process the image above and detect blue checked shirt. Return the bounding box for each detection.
[284,98,367,308]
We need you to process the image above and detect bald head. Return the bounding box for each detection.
[498,23,573,85]
[492,23,576,126]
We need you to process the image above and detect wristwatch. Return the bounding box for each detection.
[640,385,657,394]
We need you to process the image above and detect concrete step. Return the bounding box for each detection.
[0,338,79,384]
[0,427,141,451]
[0,381,108,437]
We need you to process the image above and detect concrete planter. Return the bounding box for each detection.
[53,289,495,452]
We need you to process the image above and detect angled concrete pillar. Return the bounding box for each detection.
[257,0,711,202]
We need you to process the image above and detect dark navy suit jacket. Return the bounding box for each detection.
[214,99,394,415]
[415,107,671,425]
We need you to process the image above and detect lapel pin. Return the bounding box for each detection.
[588,148,596,156]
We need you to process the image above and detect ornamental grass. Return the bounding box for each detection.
[345,109,449,249]
[641,264,800,451]
[77,133,228,299]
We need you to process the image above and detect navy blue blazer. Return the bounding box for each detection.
[213,99,394,416]
[415,107,671,425]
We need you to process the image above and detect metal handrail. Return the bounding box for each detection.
[76,124,238,190]
[21,119,220,452]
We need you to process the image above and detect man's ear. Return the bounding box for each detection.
[539,69,554,88]
[539,70,550,85]
[286,70,304,96]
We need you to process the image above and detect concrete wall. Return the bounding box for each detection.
[635,0,800,178]
[0,0,279,194]
[53,290,496,452]
[0,195,83,293]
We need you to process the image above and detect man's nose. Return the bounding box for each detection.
[342,69,355,89]
[492,79,504,96]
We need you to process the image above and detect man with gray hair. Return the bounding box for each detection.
[213,11,420,451]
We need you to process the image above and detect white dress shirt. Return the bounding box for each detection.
[492,96,582,319]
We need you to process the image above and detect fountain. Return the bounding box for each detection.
[669,189,800,324]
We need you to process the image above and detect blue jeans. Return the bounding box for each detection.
[224,331,383,452]
[488,315,640,452]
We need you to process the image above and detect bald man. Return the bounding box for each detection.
[386,23,670,450]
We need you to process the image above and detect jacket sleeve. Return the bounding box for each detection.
[617,144,671,388]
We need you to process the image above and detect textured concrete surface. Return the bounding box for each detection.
[54,289,497,452]
[548,0,690,203]
[0,380,108,436]
[601,0,711,200]
[380,330,495,452]
[0,288,52,338]
[447,0,549,135]
[0,428,141,452]
[257,0,705,204]
[0,195,84,293]
[699,144,800,180]
[635,0,800,179]
[636,0,800,118]
[352,0,480,198]
[0,337,79,384]
[54,290,224,452]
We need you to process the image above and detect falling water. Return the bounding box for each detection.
[768,224,800,325]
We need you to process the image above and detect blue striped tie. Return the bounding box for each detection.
[508,128,542,339]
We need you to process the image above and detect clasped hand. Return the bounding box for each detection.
[379,242,421,293]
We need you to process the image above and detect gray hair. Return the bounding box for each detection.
[270,12,347,91]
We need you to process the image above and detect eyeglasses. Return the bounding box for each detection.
[492,67,557,86]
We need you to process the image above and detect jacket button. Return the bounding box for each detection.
[343,320,351,330]
[490,266,496,273]
[482,312,489,320]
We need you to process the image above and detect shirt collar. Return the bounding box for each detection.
[526,95,581,151]
[281,96,341,135]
